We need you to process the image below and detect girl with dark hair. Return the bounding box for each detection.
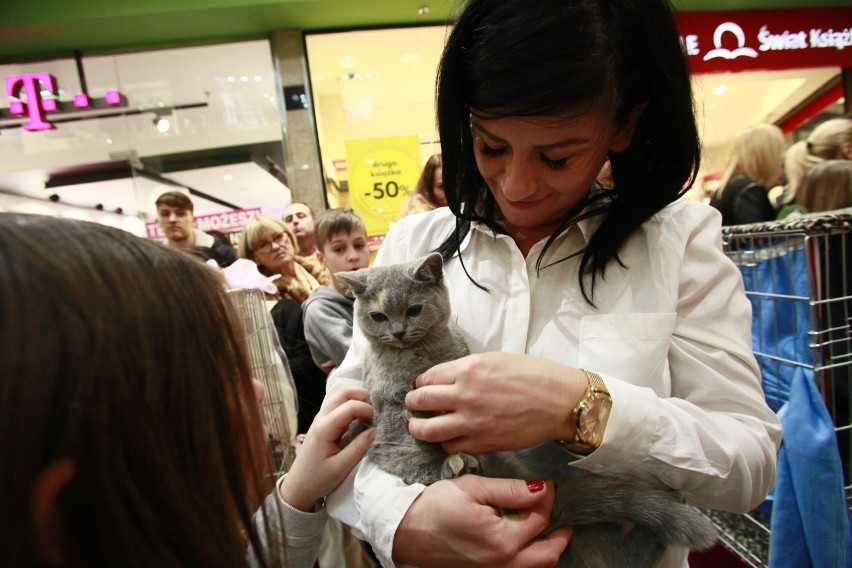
[0,213,374,567]
[325,1,781,567]
[399,154,446,218]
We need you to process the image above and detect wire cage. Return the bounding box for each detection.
[227,287,299,475]
[709,209,852,567]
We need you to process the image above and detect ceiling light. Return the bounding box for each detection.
[713,85,728,96]
[418,5,430,16]
[339,56,358,68]
[400,52,421,64]
[224,174,233,181]
[155,117,171,133]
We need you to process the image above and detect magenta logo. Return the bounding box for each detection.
[4,73,125,131]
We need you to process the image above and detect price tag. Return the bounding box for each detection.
[344,134,422,246]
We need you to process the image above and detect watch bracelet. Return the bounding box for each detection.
[557,369,607,454]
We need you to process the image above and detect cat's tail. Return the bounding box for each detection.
[550,476,718,550]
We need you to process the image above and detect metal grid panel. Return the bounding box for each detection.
[228,287,299,474]
[718,212,852,567]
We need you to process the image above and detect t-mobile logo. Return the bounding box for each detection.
[5,73,124,131]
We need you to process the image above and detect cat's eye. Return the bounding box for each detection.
[406,305,423,317]
[370,312,388,322]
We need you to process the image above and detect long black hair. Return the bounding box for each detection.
[435,0,700,304]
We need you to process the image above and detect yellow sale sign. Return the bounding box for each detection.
[344,134,422,246]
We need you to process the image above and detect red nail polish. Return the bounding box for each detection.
[526,480,545,493]
[412,379,417,390]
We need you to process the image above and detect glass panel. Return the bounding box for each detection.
[0,40,291,237]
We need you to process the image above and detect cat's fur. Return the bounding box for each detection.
[336,253,717,568]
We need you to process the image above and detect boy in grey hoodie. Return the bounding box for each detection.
[302,208,371,371]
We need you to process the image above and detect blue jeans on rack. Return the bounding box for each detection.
[738,244,851,568]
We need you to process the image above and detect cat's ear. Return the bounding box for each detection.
[334,270,368,296]
[411,253,443,284]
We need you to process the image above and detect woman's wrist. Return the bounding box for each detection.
[278,474,323,513]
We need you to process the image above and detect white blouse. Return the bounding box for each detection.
[326,199,782,568]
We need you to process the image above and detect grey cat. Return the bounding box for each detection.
[336,253,717,568]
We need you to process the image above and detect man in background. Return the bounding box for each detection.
[283,200,330,282]
[155,191,238,266]
[283,201,319,259]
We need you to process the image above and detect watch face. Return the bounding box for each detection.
[579,392,612,445]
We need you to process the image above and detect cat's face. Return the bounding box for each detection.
[336,253,451,349]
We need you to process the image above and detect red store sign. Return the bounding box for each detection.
[675,8,852,74]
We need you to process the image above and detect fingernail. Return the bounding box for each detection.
[526,480,545,493]
[412,379,418,390]
[405,419,410,430]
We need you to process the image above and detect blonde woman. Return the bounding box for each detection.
[239,215,332,304]
[796,159,852,213]
[807,117,852,161]
[710,123,786,225]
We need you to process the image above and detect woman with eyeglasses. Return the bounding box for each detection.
[239,215,332,304]
[238,215,333,434]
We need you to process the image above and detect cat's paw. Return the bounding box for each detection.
[441,453,481,479]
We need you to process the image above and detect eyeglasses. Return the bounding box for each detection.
[252,232,289,254]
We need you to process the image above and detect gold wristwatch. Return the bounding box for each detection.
[558,369,611,455]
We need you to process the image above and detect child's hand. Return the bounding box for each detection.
[279,386,374,511]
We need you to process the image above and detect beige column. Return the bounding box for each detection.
[270,30,327,213]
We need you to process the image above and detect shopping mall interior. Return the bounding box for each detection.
[1,0,849,234]
[1,3,850,567]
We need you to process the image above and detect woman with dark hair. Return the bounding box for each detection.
[399,153,446,218]
[0,213,374,567]
[325,1,781,567]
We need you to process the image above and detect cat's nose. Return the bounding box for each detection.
[392,330,406,340]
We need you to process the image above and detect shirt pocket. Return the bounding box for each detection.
[578,313,677,388]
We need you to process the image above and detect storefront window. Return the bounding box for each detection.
[305,25,447,229]
[0,40,291,237]
[305,16,847,216]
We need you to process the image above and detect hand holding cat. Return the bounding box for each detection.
[392,475,573,567]
[279,385,375,512]
[405,352,588,455]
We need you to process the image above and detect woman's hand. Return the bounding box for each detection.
[405,352,587,454]
[393,475,572,567]
[279,385,375,512]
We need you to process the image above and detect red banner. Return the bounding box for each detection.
[145,207,261,239]
[675,8,852,75]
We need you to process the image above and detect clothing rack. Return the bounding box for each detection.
[711,208,852,567]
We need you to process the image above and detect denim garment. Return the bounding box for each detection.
[737,243,851,568]
[770,370,851,568]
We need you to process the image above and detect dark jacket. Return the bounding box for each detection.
[269,298,327,433]
[710,174,776,226]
